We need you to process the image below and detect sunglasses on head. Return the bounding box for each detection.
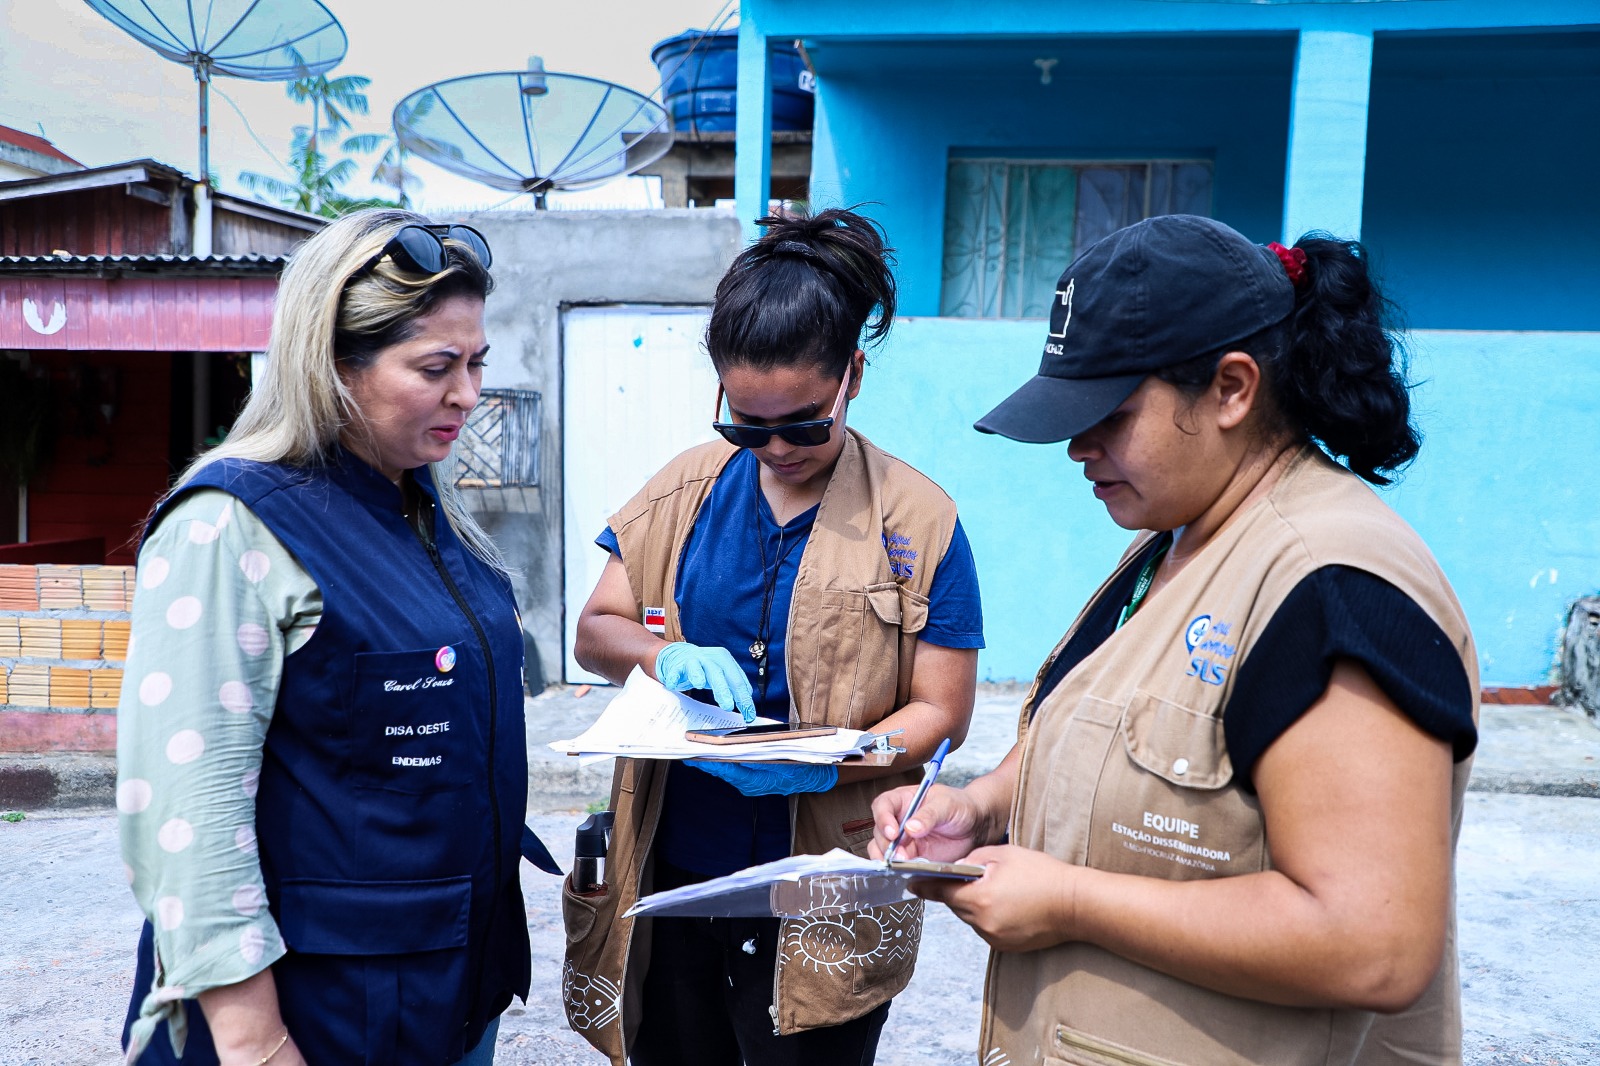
[712,369,851,449]
[350,223,493,282]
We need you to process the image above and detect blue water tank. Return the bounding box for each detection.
[650,28,814,134]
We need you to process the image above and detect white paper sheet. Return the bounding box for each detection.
[624,848,984,918]
[549,668,877,764]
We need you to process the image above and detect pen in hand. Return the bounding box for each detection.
[882,737,951,865]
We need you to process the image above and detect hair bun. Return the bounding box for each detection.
[772,239,820,260]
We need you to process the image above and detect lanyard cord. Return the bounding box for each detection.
[750,464,805,701]
[1119,542,1170,628]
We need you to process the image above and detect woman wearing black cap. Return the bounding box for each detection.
[870,214,1478,1066]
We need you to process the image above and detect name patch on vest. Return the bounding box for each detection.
[352,646,477,792]
[643,606,666,633]
[383,677,456,691]
[1182,614,1236,687]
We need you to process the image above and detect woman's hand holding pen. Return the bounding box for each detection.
[869,745,1076,953]
[870,783,1078,952]
[868,782,986,864]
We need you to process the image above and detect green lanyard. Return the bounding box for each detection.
[1119,544,1169,628]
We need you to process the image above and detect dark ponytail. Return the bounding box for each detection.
[1156,233,1418,485]
[1270,234,1419,485]
[705,206,897,379]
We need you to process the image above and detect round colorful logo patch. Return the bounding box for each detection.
[435,646,457,673]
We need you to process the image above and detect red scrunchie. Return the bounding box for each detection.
[1267,241,1308,289]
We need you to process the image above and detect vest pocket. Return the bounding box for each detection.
[561,879,625,1040]
[864,581,930,634]
[560,876,607,944]
[1082,691,1266,880]
[277,876,471,954]
[1121,691,1233,789]
[348,645,481,793]
[1051,1024,1186,1066]
[807,583,921,729]
[276,877,473,1066]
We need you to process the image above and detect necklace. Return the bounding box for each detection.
[750,465,804,700]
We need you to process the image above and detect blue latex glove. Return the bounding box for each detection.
[654,642,757,722]
[685,760,839,798]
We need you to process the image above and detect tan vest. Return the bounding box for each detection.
[561,429,960,1064]
[982,448,1479,1066]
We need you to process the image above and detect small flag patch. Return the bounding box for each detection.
[643,607,667,634]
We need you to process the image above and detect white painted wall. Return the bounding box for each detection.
[561,305,719,684]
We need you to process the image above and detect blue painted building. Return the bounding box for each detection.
[732,0,1600,685]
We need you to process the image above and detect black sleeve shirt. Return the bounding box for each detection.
[1032,539,1477,792]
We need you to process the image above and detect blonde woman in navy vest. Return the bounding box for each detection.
[118,210,557,1066]
[567,208,984,1065]
[872,215,1478,1066]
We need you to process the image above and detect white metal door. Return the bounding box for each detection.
[562,304,719,684]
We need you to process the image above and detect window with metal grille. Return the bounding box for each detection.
[454,388,541,488]
[941,158,1213,318]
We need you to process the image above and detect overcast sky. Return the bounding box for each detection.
[0,0,735,211]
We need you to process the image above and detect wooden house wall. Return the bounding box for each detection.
[0,186,178,257]
[213,210,316,256]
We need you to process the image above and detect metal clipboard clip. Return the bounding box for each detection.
[865,728,907,755]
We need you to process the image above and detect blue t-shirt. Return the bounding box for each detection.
[597,448,983,875]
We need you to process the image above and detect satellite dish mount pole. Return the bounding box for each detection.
[192,55,214,256]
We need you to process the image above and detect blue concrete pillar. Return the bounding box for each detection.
[735,16,774,245]
[1282,28,1373,243]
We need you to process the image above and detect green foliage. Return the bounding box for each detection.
[238,70,407,218]
[1,811,25,823]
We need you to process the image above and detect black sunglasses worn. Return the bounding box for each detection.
[713,416,836,450]
[711,370,851,449]
[351,223,493,282]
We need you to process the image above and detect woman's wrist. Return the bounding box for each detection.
[197,969,295,1065]
[963,773,1013,848]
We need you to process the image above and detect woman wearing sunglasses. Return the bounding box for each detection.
[118,210,556,1066]
[566,208,984,1066]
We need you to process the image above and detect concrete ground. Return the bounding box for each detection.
[2,687,1597,1064]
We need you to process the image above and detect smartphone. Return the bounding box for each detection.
[685,722,839,745]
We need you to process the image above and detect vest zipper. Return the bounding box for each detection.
[422,534,502,1024]
[422,537,504,890]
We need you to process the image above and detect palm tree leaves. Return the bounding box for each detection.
[237,70,410,217]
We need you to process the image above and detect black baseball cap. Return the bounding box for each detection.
[975,214,1296,443]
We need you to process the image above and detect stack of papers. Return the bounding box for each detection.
[550,668,880,765]
[625,848,984,918]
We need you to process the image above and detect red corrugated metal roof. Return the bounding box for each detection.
[0,123,84,168]
[0,253,286,275]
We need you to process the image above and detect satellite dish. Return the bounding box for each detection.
[393,62,673,208]
[83,0,347,190]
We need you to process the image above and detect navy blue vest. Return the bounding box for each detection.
[127,450,534,1066]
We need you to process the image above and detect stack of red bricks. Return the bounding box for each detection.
[0,564,133,753]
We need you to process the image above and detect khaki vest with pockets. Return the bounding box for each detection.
[982,448,1478,1066]
[561,429,959,1064]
